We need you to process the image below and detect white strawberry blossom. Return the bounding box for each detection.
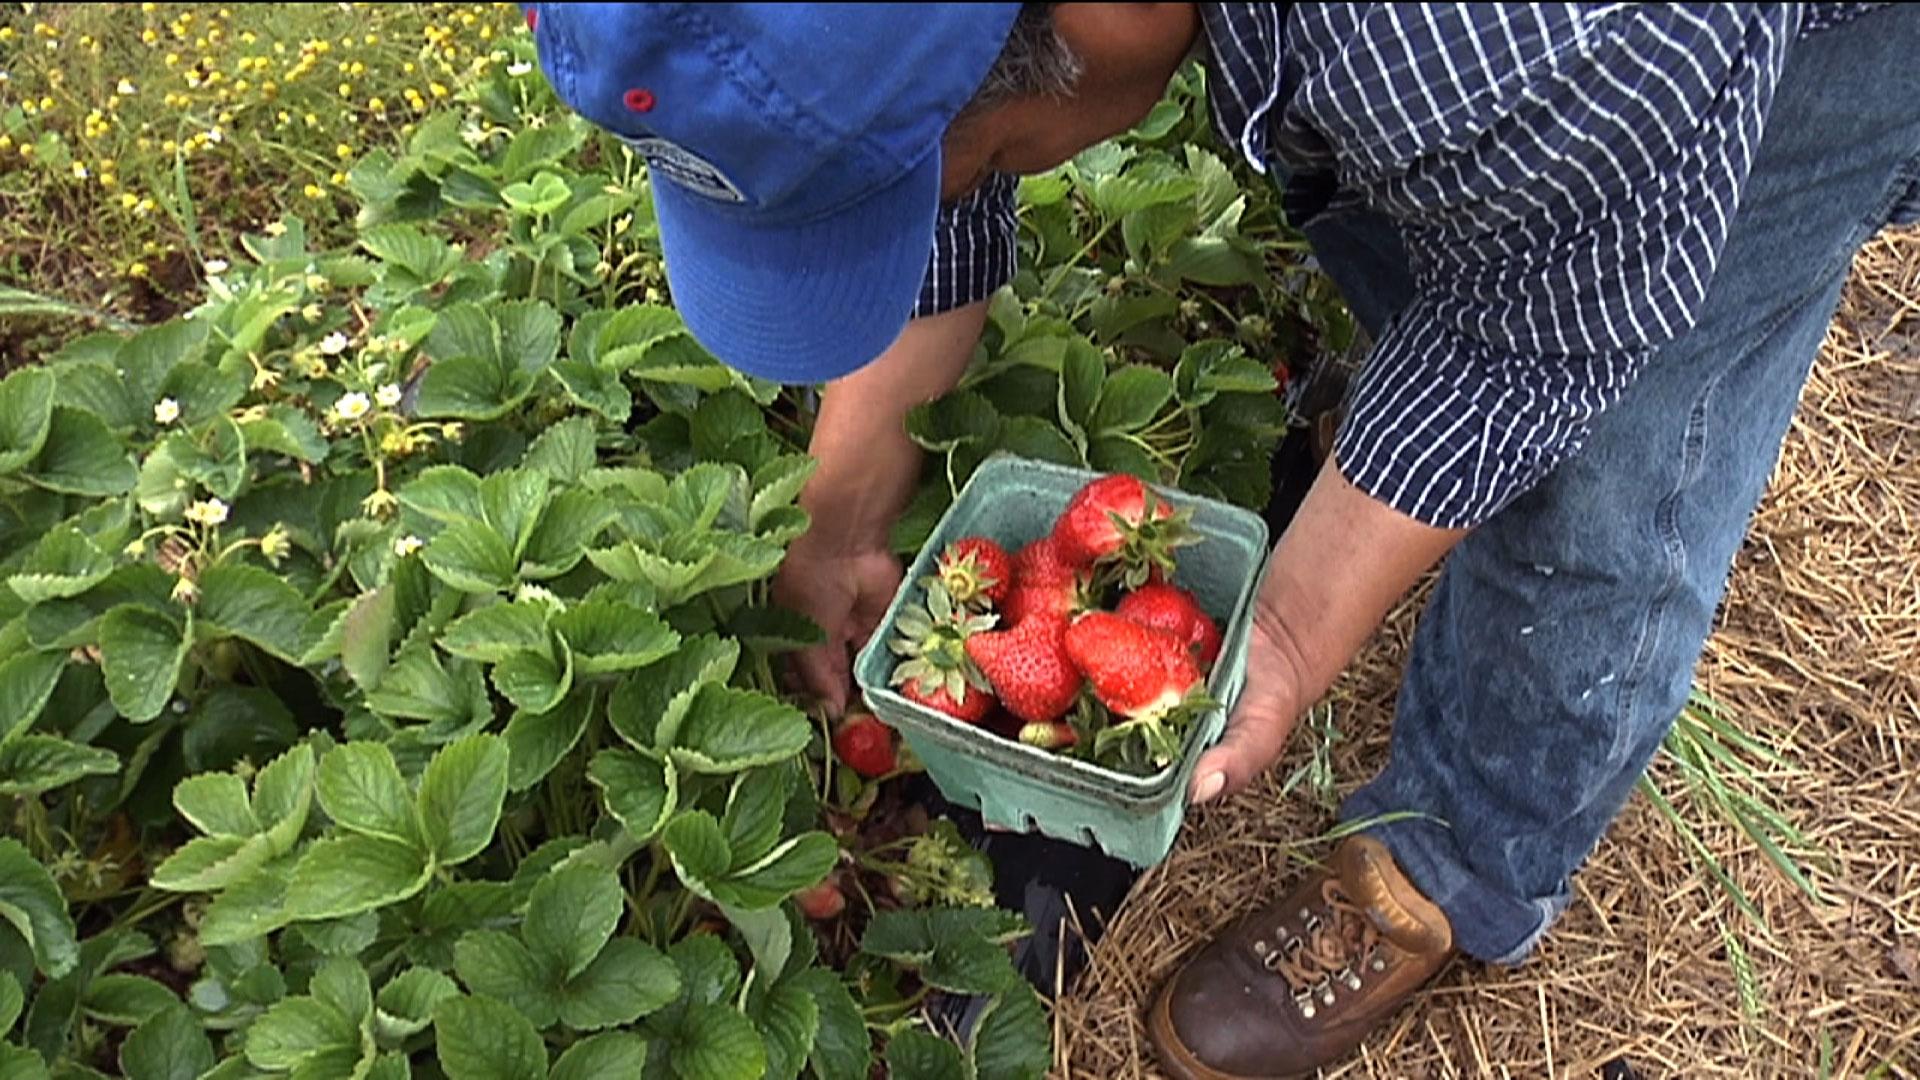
[393,534,424,557]
[318,331,349,355]
[332,392,371,423]
[375,383,402,408]
[153,397,180,425]
[185,498,229,527]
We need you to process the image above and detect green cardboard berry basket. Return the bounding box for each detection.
[853,454,1270,868]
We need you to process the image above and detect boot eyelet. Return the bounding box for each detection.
[1371,958,1387,972]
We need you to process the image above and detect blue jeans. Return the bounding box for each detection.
[1288,7,1920,963]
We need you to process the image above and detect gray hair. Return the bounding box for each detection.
[955,4,1084,122]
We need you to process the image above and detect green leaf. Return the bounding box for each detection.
[245,996,359,1070]
[859,908,1028,995]
[296,912,380,958]
[496,300,563,375]
[25,406,136,496]
[367,648,485,725]
[1087,435,1159,481]
[97,606,188,723]
[238,404,327,463]
[749,974,818,1080]
[521,490,617,579]
[440,602,550,663]
[550,359,633,422]
[197,563,310,663]
[0,837,75,972]
[0,366,56,474]
[550,1032,650,1080]
[0,971,21,1036]
[120,318,210,406]
[721,768,791,868]
[789,969,869,1080]
[904,391,1002,453]
[748,455,816,531]
[588,749,677,841]
[374,967,459,1043]
[1058,339,1105,438]
[624,335,739,390]
[995,416,1083,468]
[284,835,434,922]
[1090,364,1175,434]
[0,651,70,742]
[318,742,422,847]
[452,931,559,1030]
[885,1028,967,1080]
[7,527,111,604]
[1090,163,1197,217]
[172,773,260,837]
[0,1044,47,1080]
[1167,234,1264,286]
[253,742,318,847]
[593,303,685,363]
[360,223,461,282]
[423,519,517,593]
[434,994,548,1080]
[525,863,623,982]
[522,416,598,483]
[501,171,570,215]
[492,635,572,715]
[414,355,521,421]
[504,690,595,792]
[666,813,836,911]
[119,1005,215,1080]
[0,735,119,796]
[312,956,374,1027]
[82,973,178,1027]
[480,468,550,559]
[606,635,740,750]
[669,1002,768,1080]
[970,984,1050,1080]
[559,938,679,1030]
[417,734,509,865]
[724,902,792,988]
[669,684,810,774]
[398,465,486,526]
[552,599,680,675]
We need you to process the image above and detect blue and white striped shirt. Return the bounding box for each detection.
[917,3,1907,529]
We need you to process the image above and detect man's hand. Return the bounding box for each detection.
[774,301,989,713]
[774,535,905,714]
[1188,453,1469,804]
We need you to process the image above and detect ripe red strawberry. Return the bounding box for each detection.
[794,879,846,920]
[1000,535,1091,627]
[1017,721,1077,750]
[832,713,897,778]
[965,614,1082,724]
[1051,475,1196,588]
[933,536,1012,609]
[1062,612,1206,721]
[1116,582,1223,669]
[899,679,994,725]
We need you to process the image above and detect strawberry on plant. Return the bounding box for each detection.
[887,580,996,721]
[794,878,846,920]
[1063,612,1207,721]
[1116,582,1223,669]
[1051,473,1198,588]
[832,712,897,778]
[965,613,1082,724]
[931,536,1012,610]
[1000,535,1092,627]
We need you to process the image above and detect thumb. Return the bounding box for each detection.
[790,641,852,717]
[1187,689,1297,805]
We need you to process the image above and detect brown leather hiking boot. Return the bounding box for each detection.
[1146,835,1456,1079]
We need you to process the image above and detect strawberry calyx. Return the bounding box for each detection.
[887,580,994,706]
[1091,489,1199,592]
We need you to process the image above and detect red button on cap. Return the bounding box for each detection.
[623,88,655,113]
[525,7,537,30]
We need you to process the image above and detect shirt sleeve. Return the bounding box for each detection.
[1323,5,1799,529]
[913,172,1019,318]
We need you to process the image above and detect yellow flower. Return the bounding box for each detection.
[0,136,11,151]
[185,498,231,527]
[429,82,448,98]
[393,534,424,557]
[99,173,117,189]
[331,170,348,186]
[302,303,324,322]
[259,524,292,564]
[335,143,354,159]
[303,183,324,199]
[361,489,399,518]
[71,162,90,180]
[0,28,13,42]
[296,353,328,379]
[380,429,415,456]
[264,221,288,237]
[121,192,140,210]
[338,82,352,98]
[142,28,159,45]
[39,96,55,111]
[154,397,180,424]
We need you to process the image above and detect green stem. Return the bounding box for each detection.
[1035,217,1118,306]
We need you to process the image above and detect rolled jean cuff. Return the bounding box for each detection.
[1339,789,1572,965]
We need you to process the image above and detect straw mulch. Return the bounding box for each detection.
[1051,226,1920,1078]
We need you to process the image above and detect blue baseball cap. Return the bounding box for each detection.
[525,3,1023,383]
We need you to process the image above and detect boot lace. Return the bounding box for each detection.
[1250,879,1387,1019]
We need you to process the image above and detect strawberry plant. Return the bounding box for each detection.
[1,33,1342,1080]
